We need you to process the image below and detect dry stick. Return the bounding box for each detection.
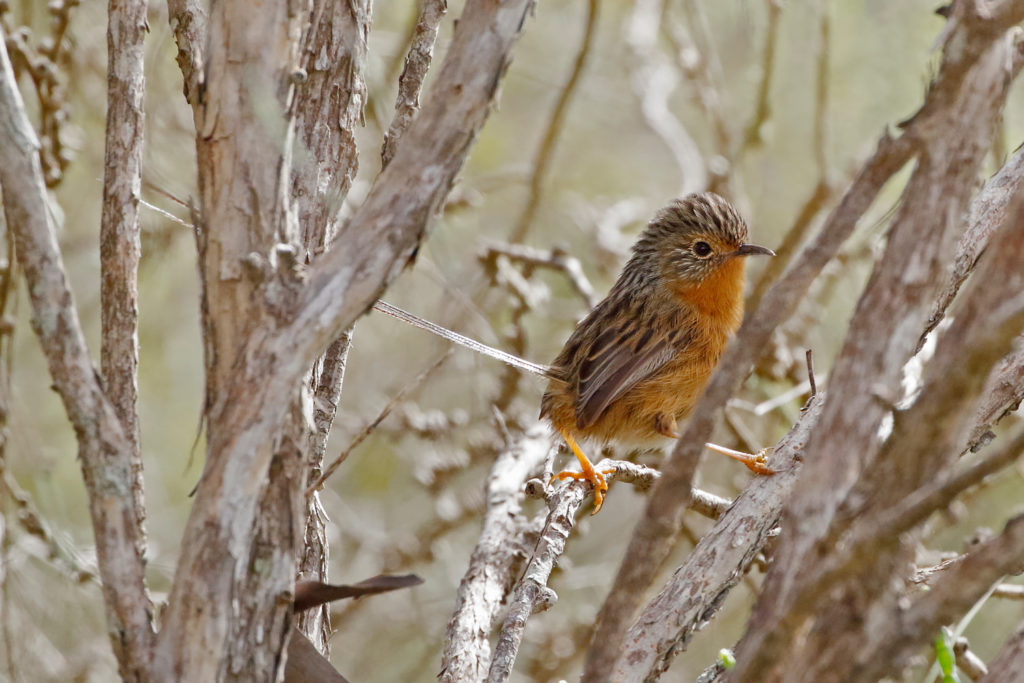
[0,461,98,585]
[306,350,452,495]
[166,0,206,105]
[967,342,1024,452]
[482,242,598,308]
[610,395,824,681]
[921,144,1024,349]
[741,203,1024,678]
[99,0,147,574]
[620,350,1024,681]
[747,4,834,309]
[993,584,1024,599]
[291,0,372,651]
[981,619,1024,682]
[662,7,731,161]
[747,180,836,311]
[859,512,1024,681]
[440,425,552,682]
[581,127,915,683]
[509,0,599,244]
[382,0,447,168]
[486,459,659,683]
[0,32,154,679]
[732,17,1024,680]
[157,1,537,674]
[737,0,782,156]
[626,0,706,195]
[954,637,989,681]
[805,349,816,397]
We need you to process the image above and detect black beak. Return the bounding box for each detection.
[736,243,775,257]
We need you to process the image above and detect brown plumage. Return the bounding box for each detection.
[541,192,774,513]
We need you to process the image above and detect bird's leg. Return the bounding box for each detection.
[705,442,776,475]
[657,413,775,475]
[550,428,611,514]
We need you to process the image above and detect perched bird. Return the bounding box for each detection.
[541,192,774,513]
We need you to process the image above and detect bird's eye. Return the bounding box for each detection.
[692,241,713,258]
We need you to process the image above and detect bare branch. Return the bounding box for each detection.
[582,117,915,683]
[954,637,989,681]
[290,0,371,650]
[488,459,662,683]
[441,425,551,682]
[982,619,1024,682]
[166,0,206,104]
[293,0,371,250]
[747,178,836,311]
[737,0,782,156]
[382,0,448,169]
[509,0,599,244]
[610,395,824,681]
[307,350,452,495]
[0,29,153,679]
[481,242,597,308]
[625,0,706,195]
[732,12,1023,678]
[100,0,147,541]
[921,144,1024,348]
[856,512,1024,680]
[154,4,537,671]
[968,342,1024,452]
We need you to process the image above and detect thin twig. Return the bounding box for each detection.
[0,32,154,677]
[487,459,662,683]
[626,0,707,195]
[306,350,453,494]
[609,395,824,680]
[992,583,1024,599]
[509,0,600,244]
[737,0,782,157]
[481,242,597,308]
[100,0,147,552]
[806,349,816,397]
[440,425,551,682]
[954,636,989,681]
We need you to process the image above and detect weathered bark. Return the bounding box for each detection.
[0,29,154,680]
[99,2,148,634]
[289,0,371,651]
[154,0,309,677]
[610,395,824,681]
[581,108,916,683]
[154,0,536,678]
[731,9,1023,678]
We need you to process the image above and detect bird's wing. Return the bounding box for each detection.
[574,317,689,430]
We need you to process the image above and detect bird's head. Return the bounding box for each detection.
[625,193,773,293]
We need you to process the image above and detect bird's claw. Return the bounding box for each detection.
[549,468,611,514]
[705,442,777,475]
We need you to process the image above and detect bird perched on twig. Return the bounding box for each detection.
[541,192,775,514]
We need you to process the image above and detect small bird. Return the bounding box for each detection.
[541,192,775,513]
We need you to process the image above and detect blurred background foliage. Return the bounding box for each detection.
[2,0,1023,680]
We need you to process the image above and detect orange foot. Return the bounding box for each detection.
[704,442,776,475]
[551,428,613,514]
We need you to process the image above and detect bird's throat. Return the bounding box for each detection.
[670,259,746,331]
